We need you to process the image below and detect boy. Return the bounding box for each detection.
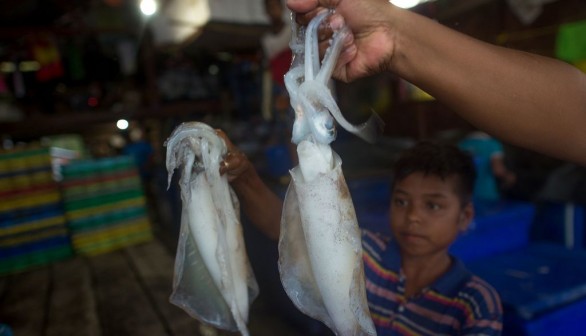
[219,135,502,335]
[361,141,502,335]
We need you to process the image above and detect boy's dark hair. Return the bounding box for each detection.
[392,141,476,204]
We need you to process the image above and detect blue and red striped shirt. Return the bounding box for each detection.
[362,230,503,335]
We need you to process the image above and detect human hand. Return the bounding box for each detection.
[216,130,253,183]
[287,0,398,83]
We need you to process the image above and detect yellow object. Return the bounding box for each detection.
[72,218,152,256]
[0,226,68,247]
[65,197,146,221]
[0,215,66,236]
[573,59,586,72]
[71,218,150,245]
[0,191,60,213]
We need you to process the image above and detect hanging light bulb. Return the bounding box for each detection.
[117,119,129,130]
[140,0,158,16]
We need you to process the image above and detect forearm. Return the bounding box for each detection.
[231,168,282,241]
[389,7,586,165]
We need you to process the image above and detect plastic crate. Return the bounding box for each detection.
[0,234,71,259]
[450,200,536,262]
[68,207,146,232]
[468,243,586,336]
[0,244,72,275]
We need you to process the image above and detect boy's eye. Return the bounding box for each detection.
[427,202,441,211]
[393,198,408,207]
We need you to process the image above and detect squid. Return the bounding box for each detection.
[165,122,258,336]
[279,11,382,336]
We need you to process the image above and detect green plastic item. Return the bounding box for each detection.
[64,189,144,211]
[556,20,586,62]
[0,148,48,161]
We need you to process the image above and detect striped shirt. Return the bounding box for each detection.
[362,230,503,336]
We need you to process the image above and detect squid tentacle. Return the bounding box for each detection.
[304,11,329,81]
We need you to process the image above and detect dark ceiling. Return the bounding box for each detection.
[0,0,137,33]
[0,0,583,62]
[0,0,584,141]
[0,0,497,55]
[0,0,68,27]
[0,0,269,56]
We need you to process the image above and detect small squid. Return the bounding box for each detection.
[280,11,381,336]
[165,122,258,336]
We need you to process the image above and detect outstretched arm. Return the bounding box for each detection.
[217,130,282,241]
[288,0,586,165]
[391,7,586,166]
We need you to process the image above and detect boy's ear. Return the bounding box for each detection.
[458,202,474,231]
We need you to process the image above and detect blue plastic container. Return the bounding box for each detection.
[451,200,536,262]
[264,144,294,178]
[468,243,586,336]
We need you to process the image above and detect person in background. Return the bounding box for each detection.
[218,130,502,335]
[122,126,160,225]
[262,0,292,95]
[286,0,586,167]
[459,131,516,201]
[122,127,154,183]
[261,0,294,135]
[261,0,299,171]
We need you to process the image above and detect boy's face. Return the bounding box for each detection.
[389,172,473,259]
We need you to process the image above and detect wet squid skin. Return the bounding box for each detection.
[165,122,258,336]
[280,141,376,336]
[280,11,380,336]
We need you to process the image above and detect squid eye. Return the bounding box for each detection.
[325,117,334,130]
[306,107,337,144]
[316,115,334,131]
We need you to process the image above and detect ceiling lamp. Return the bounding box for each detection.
[149,0,210,46]
[140,0,158,16]
[117,119,129,130]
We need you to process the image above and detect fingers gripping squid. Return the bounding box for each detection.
[279,11,380,336]
[286,12,384,145]
[165,122,258,336]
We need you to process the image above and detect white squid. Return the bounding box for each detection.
[279,11,382,336]
[165,122,258,336]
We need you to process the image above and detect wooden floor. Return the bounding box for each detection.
[0,239,302,336]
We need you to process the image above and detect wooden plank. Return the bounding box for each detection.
[45,258,101,336]
[126,240,205,335]
[0,267,50,336]
[89,249,169,336]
